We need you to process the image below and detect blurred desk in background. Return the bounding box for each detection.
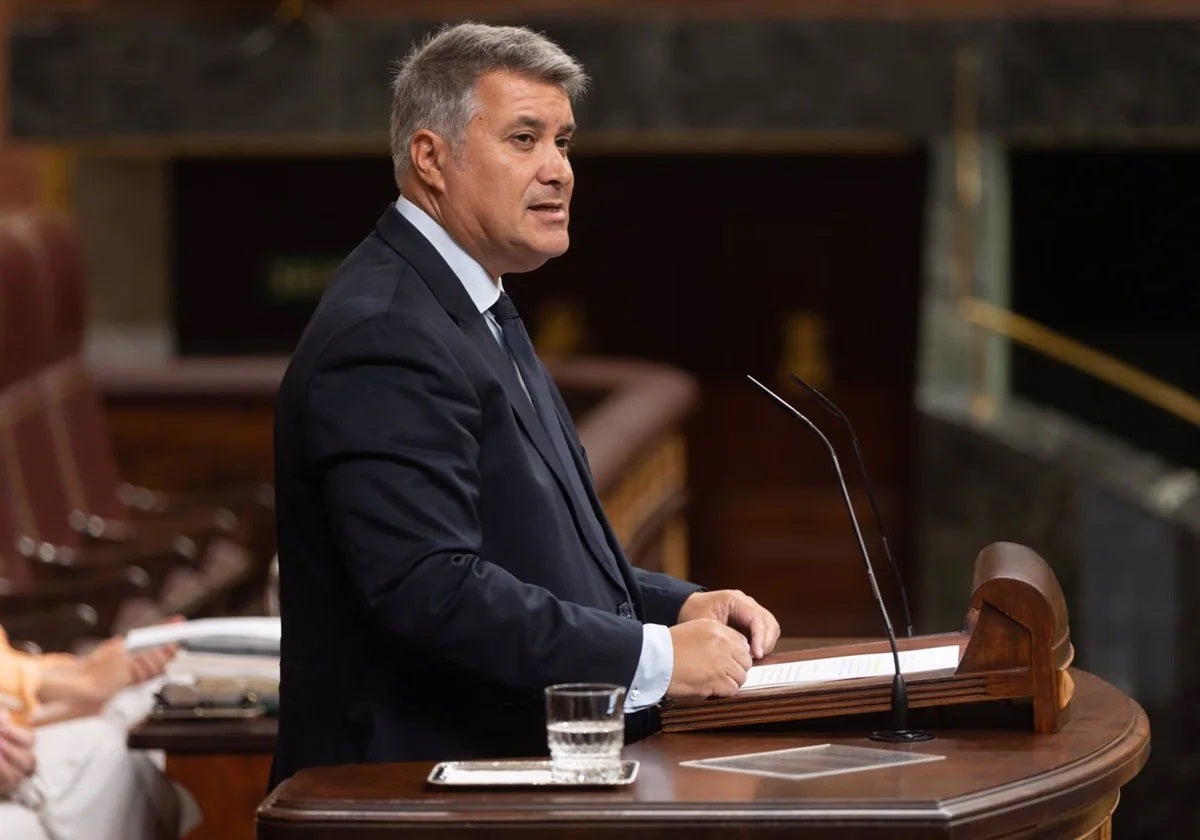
[129,715,277,840]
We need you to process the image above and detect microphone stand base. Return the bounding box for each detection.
[869,729,935,743]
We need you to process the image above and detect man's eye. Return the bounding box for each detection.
[512,133,535,145]
[556,137,573,152]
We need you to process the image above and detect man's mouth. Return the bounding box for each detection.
[528,202,567,220]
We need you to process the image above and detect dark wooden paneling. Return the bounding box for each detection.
[105,400,277,492]
[524,153,927,637]
[169,151,926,638]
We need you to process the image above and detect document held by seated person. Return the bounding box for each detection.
[740,644,961,691]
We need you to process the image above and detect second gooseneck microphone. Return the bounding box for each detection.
[788,372,914,639]
[747,374,932,743]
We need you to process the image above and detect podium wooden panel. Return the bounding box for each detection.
[256,669,1149,839]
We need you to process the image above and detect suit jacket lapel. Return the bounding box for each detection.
[374,206,586,555]
[459,316,577,502]
[541,367,640,598]
[470,320,628,592]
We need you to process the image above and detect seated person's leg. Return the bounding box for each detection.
[28,717,183,840]
[0,801,48,840]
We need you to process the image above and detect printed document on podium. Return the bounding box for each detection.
[741,645,960,691]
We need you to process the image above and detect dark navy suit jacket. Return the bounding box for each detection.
[270,206,699,785]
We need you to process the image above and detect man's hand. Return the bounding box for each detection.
[677,590,781,660]
[0,713,35,795]
[666,619,753,699]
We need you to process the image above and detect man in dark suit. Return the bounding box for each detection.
[271,22,781,785]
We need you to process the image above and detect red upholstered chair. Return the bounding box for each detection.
[3,601,116,654]
[1,379,256,624]
[0,216,250,633]
[14,211,275,579]
[0,222,159,636]
[0,216,52,385]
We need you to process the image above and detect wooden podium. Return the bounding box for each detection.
[256,669,1149,838]
[256,543,1149,837]
[662,542,1076,734]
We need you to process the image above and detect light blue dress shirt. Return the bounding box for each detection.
[394,197,674,712]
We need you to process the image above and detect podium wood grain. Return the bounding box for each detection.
[256,669,1149,839]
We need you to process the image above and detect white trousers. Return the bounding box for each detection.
[0,683,199,840]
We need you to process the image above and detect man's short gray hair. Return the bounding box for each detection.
[389,22,589,187]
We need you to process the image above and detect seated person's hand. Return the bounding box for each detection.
[80,637,178,702]
[677,590,781,660]
[0,712,35,796]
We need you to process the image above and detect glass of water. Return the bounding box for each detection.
[545,683,625,783]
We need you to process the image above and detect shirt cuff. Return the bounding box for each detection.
[624,623,673,712]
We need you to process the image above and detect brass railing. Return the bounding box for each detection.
[958,297,1200,429]
[948,46,1199,432]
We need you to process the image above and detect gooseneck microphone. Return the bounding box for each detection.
[788,373,915,638]
[747,375,932,743]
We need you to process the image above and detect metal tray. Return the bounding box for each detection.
[427,759,638,788]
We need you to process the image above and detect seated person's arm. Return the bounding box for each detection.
[34,638,176,725]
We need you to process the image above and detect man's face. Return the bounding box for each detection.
[439,71,576,277]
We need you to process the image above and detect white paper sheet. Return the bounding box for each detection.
[165,650,281,682]
[125,617,280,652]
[741,644,960,691]
[438,767,553,785]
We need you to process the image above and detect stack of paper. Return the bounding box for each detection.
[125,616,280,655]
[740,645,961,691]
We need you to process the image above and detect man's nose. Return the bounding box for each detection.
[539,144,572,186]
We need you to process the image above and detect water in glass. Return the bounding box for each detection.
[547,719,623,782]
[545,683,625,783]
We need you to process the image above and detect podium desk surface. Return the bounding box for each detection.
[257,669,1149,840]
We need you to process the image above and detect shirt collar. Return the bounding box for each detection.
[395,195,502,315]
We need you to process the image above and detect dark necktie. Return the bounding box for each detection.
[488,292,618,572]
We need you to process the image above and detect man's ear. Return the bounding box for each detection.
[410,129,448,193]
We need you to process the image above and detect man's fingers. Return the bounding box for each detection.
[708,675,741,698]
[751,611,781,659]
[765,615,782,655]
[725,660,748,687]
[719,625,752,664]
[748,614,768,659]
[726,594,781,659]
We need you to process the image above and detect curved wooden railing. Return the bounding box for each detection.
[546,356,699,578]
[97,354,700,577]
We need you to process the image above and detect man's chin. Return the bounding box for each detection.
[507,239,570,274]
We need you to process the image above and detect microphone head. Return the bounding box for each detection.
[788,372,842,418]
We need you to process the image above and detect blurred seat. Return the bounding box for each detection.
[2,596,133,655]
[0,214,256,645]
[15,211,275,562]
